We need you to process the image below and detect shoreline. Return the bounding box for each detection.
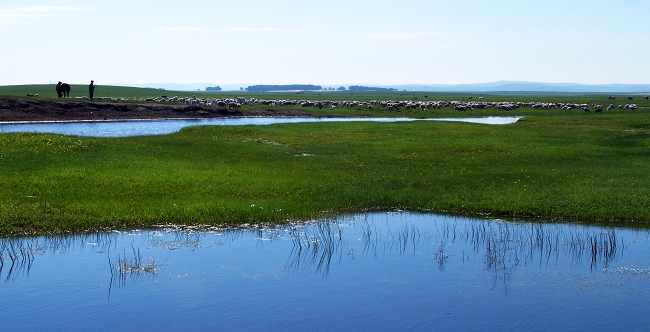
[0,96,314,123]
[0,115,319,125]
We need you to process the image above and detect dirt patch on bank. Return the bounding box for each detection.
[0,97,314,122]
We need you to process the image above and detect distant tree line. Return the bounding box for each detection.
[245,84,323,92]
[348,85,397,92]
[206,86,222,91]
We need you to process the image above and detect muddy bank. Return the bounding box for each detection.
[0,97,313,122]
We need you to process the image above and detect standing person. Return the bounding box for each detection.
[89,80,95,99]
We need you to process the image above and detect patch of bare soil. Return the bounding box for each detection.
[0,97,314,123]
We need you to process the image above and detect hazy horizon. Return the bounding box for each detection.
[2,1,648,86]
[4,81,650,94]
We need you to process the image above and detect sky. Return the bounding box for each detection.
[1,0,649,87]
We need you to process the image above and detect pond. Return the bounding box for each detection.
[1,212,649,331]
[0,116,521,137]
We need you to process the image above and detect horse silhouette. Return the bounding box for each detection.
[56,81,71,98]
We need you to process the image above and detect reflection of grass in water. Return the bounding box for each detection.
[387,223,421,256]
[433,242,449,271]
[0,216,637,291]
[0,238,37,282]
[283,216,628,284]
[0,232,115,281]
[287,220,344,276]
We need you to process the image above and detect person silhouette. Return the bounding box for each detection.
[89,80,95,99]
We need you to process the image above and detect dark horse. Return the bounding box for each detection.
[56,81,71,98]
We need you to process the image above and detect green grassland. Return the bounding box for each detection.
[0,84,172,99]
[1,85,650,235]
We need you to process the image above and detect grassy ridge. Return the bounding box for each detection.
[0,84,174,99]
[1,109,649,234]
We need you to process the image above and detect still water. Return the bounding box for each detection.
[1,212,649,331]
[0,116,521,137]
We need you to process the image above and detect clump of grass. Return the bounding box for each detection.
[110,246,160,277]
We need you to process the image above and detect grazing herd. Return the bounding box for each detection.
[109,96,641,113]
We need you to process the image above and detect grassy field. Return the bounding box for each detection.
[1,84,650,235]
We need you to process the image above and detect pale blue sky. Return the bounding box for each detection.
[1,0,648,86]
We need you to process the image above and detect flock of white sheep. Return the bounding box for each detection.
[83,95,642,113]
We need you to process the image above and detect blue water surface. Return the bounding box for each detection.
[0,116,521,137]
[1,212,648,331]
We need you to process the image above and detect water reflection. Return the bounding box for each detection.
[287,221,344,276]
[3,213,650,331]
[0,213,642,287]
[0,232,114,282]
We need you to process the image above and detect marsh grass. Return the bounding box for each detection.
[108,245,160,290]
[1,105,650,234]
[110,246,159,274]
